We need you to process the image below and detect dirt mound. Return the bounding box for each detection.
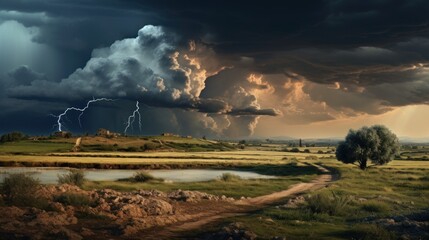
[0,185,236,239]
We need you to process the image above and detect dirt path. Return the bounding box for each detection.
[140,164,338,239]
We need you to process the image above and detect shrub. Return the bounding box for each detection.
[306,191,350,216]
[1,173,40,206]
[58,170,86,187]
[54,193,95,207]
[132,171,155,182]
[290,148,300,153]
[220,173,242,182]
[142,143,159,151]
[303,149,311,153]
[317,150,324,154]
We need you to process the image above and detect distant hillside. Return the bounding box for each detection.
[0,135,236,154]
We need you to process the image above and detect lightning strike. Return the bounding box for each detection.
[124,101,142,135]
[52,98,114,131]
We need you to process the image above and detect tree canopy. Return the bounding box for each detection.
[335,125,400,170]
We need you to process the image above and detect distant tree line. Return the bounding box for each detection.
[0,132,26,143]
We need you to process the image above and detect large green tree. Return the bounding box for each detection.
[336,125,400,170]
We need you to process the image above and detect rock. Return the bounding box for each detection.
[116,204,147,218]
[145,199,174,215]
[48,227,82,240]
[136,189,166,198]
[205,222,257,240]
[49,202,65,212]
[282,196,305,209]
[28,210,77,226]
[80,227,94,237]
[168,190,220,202]
[0,206,26,219]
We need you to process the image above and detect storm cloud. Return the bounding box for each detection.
[1,0,429,137]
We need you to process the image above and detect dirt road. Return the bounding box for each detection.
[140,163,338,239]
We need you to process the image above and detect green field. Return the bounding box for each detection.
[0,136,235,153]
[0,141,73,153]
[0,138,428,239]
[207,158,429,239]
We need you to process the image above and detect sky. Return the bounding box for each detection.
[1,0,429,139]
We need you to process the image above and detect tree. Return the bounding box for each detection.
[0,132,26,143]
[335,125,400,170]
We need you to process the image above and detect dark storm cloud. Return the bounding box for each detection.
[8,65,46,86]
[2,0,429,135]
[7,25,278,120]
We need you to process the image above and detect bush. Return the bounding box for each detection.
[124,146,139,152]
[290,148,300,152]
[1,173,40,206]
[220,173,242,182]
[132,171,155,182]
[141,143,159,151]
[303,149,311,153]
[54,193,95,207]
[306,191,350,216]
[58,170,86,187]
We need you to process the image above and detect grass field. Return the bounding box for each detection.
[0,136,235,153]
[84,177,314,199]
[209,158,429,239]
[0,138,428,239]
[0,141,73,153]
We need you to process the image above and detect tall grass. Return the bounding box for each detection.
[361,200,390,213]
[306,191,351,216]
[132,171,155,182]
[219,173,242,182]
[54,193,96,207]
[0,173,45,207]
[58,169,86,187]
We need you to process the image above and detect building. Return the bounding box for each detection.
[97,128,121,138]
[161,133,179,137]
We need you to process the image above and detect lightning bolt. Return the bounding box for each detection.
[51,98,114,131]
[124,101,141,135]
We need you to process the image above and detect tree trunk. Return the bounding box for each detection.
[359,158,367,170]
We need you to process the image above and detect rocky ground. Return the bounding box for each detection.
[369,210,429,240]
[0,184,236,240]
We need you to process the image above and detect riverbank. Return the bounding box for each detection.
[0,164,335,240]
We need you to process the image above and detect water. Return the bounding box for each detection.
[0,167,274,184]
